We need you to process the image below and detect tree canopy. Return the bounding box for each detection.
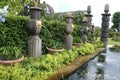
[0,0,30,16]
[112,11,120,29]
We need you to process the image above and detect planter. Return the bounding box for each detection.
[46,47,64,54]
[0,55,24,66]
[88,41,95,44]
[73,43,83,48]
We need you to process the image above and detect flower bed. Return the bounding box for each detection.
[0,41,104,80]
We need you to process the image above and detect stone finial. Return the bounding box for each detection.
[43,1,46,4]
[104,4,109,13]
[87,5,91,14]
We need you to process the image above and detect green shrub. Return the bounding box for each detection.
[73,24,82,43]
[0,46,22,60]
[93,41,104,49]
[109,31,120,41]
[0,41,104,80]
[0,15,83,55]
[0,16,30,56]
[112,35,120,41]
[77,42,95,55]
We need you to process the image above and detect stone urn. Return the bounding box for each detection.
[28,19,42,35]
[30,7,41,20]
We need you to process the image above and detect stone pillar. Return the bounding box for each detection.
[82,17,88,33]
[85,5,93,28]
[80,17,88,43]
[28,7,42,58]
[100,4,111,46]
[91,24,95,39]
[65,13,73,50]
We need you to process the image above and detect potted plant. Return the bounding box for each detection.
[73,43,83,48]
[46,41,64,53]
[0,46,24,66]
[73,37,83,48]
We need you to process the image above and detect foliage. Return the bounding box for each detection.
[0,15,83,54]
[77,42,95,55]
[0,16,30,56]
[112,33,120,41]
[0,0,30,16]
[112,11,120,30]
[41,18,65,51]
[94,27,101,40]
[72,11,84,25]
[108,38,120,45]
[73,24,82,43]
[47,41,63,49]
[93,41,104,49]
[41,17,82,51]
[44,11,84,25]
[0,46,22,60]
[109,30,120,41]
[0,41,104,80]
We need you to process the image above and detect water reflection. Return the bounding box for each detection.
[64,47,120,80]
[98,54,106,62]
[95,53,106,80]
[95,68,104,80]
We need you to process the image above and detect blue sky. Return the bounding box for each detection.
[41,0,120,27]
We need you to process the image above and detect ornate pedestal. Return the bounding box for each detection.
[28,7,42,58]
[65,14,73,50]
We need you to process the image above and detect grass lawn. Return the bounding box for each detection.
[108,38,120,46]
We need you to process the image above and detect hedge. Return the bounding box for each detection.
[0,16,82,55]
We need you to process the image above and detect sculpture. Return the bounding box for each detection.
[30,0,40,7]
[80,16,88,43]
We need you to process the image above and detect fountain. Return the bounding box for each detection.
[28,0,42,58]
[64,46,120,80]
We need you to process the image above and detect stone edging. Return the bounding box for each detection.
[47,48,105,80]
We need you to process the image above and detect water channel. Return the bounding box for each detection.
[64,46,120,80]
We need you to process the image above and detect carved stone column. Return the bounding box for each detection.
[82,17,88,33]
[100,4,111,46]
[85,5,93,28]
[80,17,88,43]
[65,13,73,50]
[28,7,42,58]
[91,24,95,39]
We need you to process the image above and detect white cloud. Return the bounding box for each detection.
[41,0,120,27]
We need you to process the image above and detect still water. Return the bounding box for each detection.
[64,47,120,80]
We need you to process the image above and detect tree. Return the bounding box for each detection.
[112,12,120,30]
[0,0,30,16]
[94,26,101,40]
